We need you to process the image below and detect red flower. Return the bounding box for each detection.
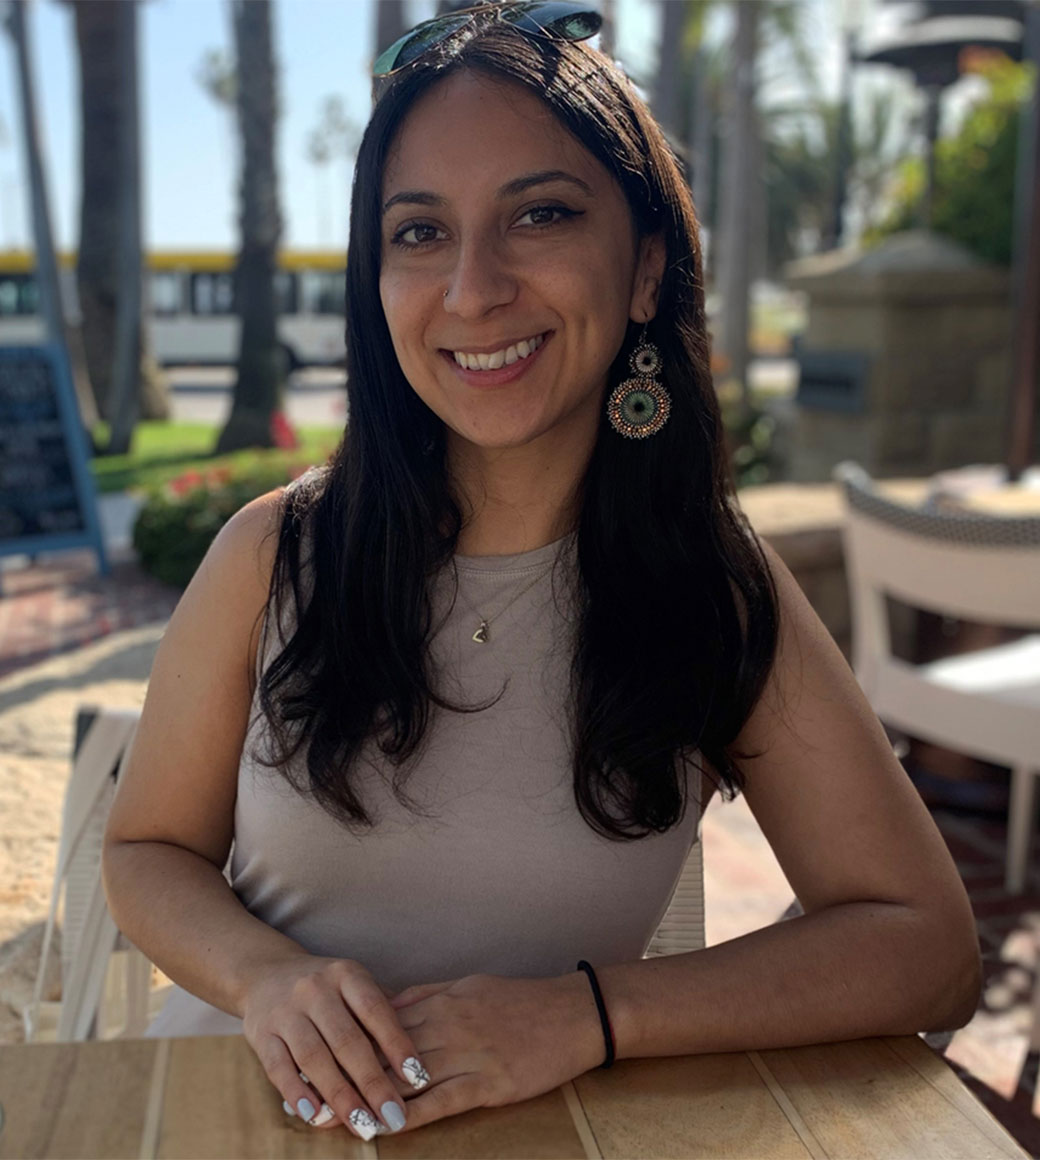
[168,469,204,496]
[270,411,299,450]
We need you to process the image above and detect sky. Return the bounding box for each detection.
[0,0,907,255]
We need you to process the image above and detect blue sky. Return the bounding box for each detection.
[0,0,865,253]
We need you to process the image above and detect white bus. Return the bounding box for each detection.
[0,249,346,370]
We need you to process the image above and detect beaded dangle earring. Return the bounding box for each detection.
[606,323,671,439]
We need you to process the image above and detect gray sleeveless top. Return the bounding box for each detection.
[146,529,701,1038]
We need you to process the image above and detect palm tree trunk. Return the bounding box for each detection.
[690,46,713,251]
[217,0,284,453]
[4,0,98,430]
[715,0,758,417]
[652,0,687,139]
[71,0,167,434]
[106,0,142,454]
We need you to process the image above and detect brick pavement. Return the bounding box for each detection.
[0,549,179,681]
[2,546,1040,1155]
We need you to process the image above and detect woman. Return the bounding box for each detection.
[102,1,982,1142]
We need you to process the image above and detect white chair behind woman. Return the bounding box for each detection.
[834,461,1040,893]
[27,707,157,1042]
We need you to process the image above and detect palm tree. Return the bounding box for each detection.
[714,0,759,415]
[655,1,823,413]
[305,96,361,246]
[216,0,284,453]
[2,0,97,432]
[67,0,168,446]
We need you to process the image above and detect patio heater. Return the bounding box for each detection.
[861,1,1026,228]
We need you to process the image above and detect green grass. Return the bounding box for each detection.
[90,421,342,494]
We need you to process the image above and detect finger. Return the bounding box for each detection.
[283,1072,341,1130]
[390,980,455,1009]
[256,1035,337,1129]
[389,1074,485,1134]
[286,1017,393,1140]
[301,1000,410,1137]
[339,971,431,1092]
[381,1064,418,1101]
[282,1096,341,1129]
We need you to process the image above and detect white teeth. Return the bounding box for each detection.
[453,333,545,370]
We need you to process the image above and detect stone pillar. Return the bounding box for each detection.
[781,230,1014,483]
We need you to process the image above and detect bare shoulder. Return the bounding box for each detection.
[203,487,285,592]
[104,487,289,863]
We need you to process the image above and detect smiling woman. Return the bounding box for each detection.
[101,0,982,1147]
[379,71,664,479]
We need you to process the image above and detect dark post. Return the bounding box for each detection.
[1006,5,1040,481]
[106,0,142,454]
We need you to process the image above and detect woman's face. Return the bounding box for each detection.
[379,69,665,460]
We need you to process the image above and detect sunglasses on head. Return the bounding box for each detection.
[372,1,603,78]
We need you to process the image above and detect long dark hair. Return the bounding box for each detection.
[254,12,780,840]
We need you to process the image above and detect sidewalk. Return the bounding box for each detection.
[1,505,1039,1156]
[0,494,178,681]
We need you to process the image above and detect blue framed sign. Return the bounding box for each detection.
[0,344,108,574]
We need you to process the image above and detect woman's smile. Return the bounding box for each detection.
[439,330,553,388]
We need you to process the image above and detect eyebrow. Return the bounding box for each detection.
[381,169,594,215]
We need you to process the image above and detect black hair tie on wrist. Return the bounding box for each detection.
[576,960,616,1069]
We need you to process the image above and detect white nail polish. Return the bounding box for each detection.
[348,1108,380,1141]
[283,1099,296,1117]
[402,1056,430,1090]
[310,1103,335,1127]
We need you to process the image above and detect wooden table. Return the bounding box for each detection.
[0,1034,1028,1159]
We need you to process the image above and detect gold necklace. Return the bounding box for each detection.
[457,561,555,644]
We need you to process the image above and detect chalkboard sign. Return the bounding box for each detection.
[0,344,107,573]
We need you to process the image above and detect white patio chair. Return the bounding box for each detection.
[834,461,1040,894]
[646,835,705,956]
[26,706,165,1042]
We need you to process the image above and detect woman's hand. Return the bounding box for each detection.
[240,953,430,1139]
[372,972,607,1132]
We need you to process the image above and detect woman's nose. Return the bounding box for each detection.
[442,238,518,318]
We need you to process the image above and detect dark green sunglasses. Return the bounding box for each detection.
[372,1,602,78]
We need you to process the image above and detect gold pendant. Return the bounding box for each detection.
[472,621,489,644]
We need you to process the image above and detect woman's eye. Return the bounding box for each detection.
[389,205,580,250]
[391,222,443,248]
[518,204,578,228]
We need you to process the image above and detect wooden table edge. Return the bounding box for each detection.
[881,1037,1030,1159]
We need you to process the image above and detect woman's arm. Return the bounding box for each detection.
[103,491,305,1013]
[595,537,982,1057]
[102,492,425,1139]
[377,539,982,1132]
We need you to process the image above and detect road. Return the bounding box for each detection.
[167,359,797,427]
[167,367,347,427]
